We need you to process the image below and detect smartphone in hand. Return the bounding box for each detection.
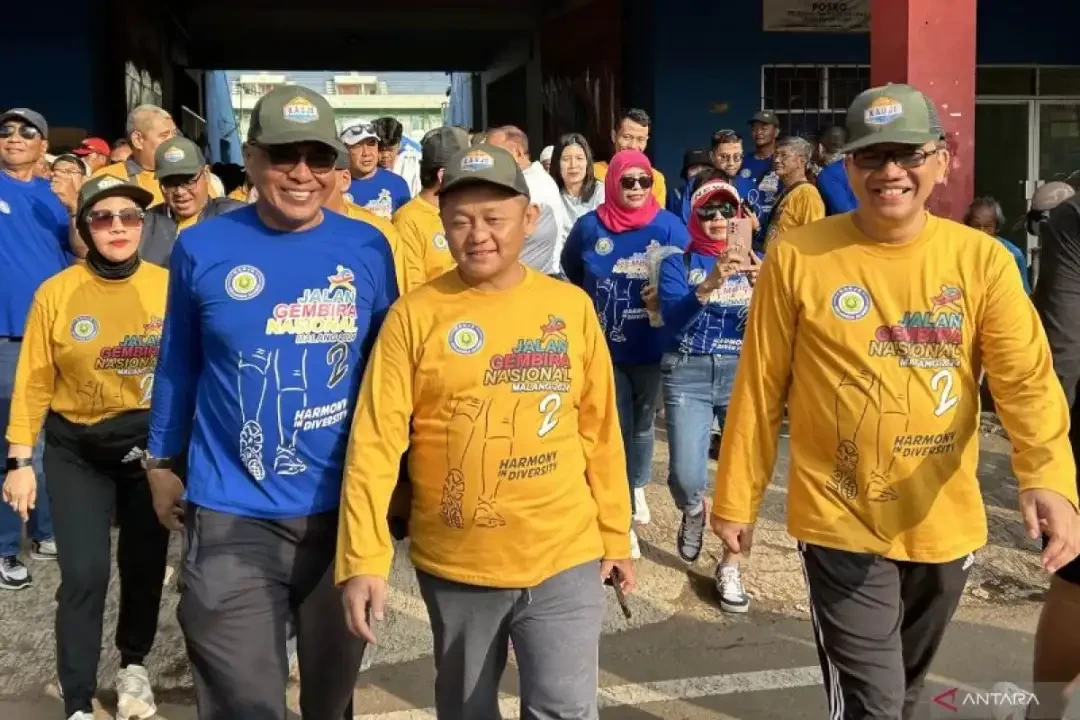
[725,218,753,268]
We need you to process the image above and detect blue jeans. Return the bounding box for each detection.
[661,352,740,511]
[613,363,662,503]
[0,337,52,556]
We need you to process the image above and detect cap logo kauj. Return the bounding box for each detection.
[97,177,123,190]
[461,150,495,173]
[164,147,185,163]
[865,96,904,127]
[283,96,319,124]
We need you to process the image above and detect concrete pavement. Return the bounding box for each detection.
[1,430,1076,719]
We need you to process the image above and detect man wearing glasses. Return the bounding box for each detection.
[144,85,395,719]
[340,121,411,220]
[139,136,243,267]
[762,135,825,248]
[712,84,1080,718]
[0,107,67,590]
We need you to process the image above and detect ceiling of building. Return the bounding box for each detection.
[174,0,567,71]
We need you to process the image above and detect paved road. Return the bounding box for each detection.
[1,431,1074,719]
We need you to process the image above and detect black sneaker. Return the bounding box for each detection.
[31,538,57,561]
[0,556,32,590]
[677,505,706,562]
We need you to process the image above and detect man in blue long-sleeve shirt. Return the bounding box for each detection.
[814,125,858,216]
[145,85,397,720]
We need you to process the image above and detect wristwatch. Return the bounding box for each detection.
[4,457,32,472]
[141,454,175,471]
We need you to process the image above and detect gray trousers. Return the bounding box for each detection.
[178,505,366,720]
[798,542,972,720]
[416,560,605,720]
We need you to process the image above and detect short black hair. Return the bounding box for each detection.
[818,125,848,155]
[711,129,742,151]
[616,108,651,131]
[550,132,598,200]
[372,117,403,148]
[112,138,130,149]
[420,164,441,190]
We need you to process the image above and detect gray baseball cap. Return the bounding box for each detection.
[749,111,779,127]
[439,144,530,199]
[0,108,48,138]
[154,137,206,181]
[422,126,470,170]
[247,85,345,155]
[842,83,945,153]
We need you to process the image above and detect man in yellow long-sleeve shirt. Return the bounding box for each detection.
[712,84,1080,720]
[392,126,469,293]
[338,144,634,719]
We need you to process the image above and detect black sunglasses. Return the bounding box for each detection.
[695,203,738,221]
[0,124,41,140]
[86,208,145,231]
[255,143,337,174]
[620,175,654,190]
[851,147,941,170]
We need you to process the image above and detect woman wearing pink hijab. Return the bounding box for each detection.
[561,149,689,558]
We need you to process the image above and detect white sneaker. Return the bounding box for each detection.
[715,564,750,613]
[68,712,94,720]
[633,488,651,525]
[116,664,156,719]
[629,528,641,559]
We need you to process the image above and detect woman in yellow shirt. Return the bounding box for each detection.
[1,176,169,720]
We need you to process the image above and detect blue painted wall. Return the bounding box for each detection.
[647,0,1080,180]
[0,0,107,134]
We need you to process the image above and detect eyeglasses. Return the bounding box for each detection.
[255,143,338,174]
[851,147,941,170]
[0,125,41,140]
[86,208,145,231]
[341,124,378,145]
[695,203,738,221]
[161,170,205,192]
[620,175,654,190]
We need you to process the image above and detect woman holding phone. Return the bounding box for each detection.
[655,177,761,614]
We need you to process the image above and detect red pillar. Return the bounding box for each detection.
[870,0,976,221]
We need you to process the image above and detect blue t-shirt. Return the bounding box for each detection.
[347,168,411,220]
[996,236,1032,294]
[148,206,398,519]
[0,172,71,336]
[561,209,689,365]
[816,160,858,216]
[658,251,757,356]
[735,154,781,245]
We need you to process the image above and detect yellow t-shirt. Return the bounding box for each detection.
[5,262,168,445]
[392,195,451,293]
[764,182,826,247]
[94,161,223,207]
[594,161,667,205]
[227,185,251,203]
[343,201,409,296]
[336,268,632,587]
[712,213,1077,563]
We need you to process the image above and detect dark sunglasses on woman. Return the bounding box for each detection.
[86,208,145,231]
[694,202,738,221]
[0,125,42,140]
[620,175,654,190]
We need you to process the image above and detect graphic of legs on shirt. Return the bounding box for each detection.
[238,349,272,481]
[829,370,910,503]
[611,281,632,342]
[237,348,311,480]
[594,279,613,336]
[273,349,309,476]
[441,396,520,530]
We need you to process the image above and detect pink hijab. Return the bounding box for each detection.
[596,150,660,233]
[687,179,743,257]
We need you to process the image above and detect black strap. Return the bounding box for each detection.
[764,180,809,236]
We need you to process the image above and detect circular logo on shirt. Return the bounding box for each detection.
[595,237,614,256]
[226,265,265,301]
[448,322,484,355]
[432,232,448,250]
[739,168,752,179]
[688,268,707,285]
[0,199,9,215]
[70,315,99,342]
[832,285,871,321]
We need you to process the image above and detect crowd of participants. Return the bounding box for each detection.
[0,79,1078,720]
